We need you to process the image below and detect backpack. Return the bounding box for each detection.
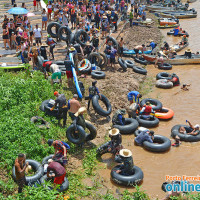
[67,99,71,110]
[112,110,121,124]
[89,86,96,96]
[61,141,70,149]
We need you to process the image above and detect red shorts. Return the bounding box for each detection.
[33,0,36,6]
[66,71,73,78]
[54,173,66,185]
[48,8,52,14]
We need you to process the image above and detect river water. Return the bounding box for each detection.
[98,1,200,199]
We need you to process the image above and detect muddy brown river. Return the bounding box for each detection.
[98,1,200,199]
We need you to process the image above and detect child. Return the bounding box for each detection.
[171,136,181,147]
[10,32,16,50]
[110,47,117,69]
[181,84,190,91]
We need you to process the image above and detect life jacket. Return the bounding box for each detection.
[143,105,152,115]
[172,75,180,86]
[89,86,96,96]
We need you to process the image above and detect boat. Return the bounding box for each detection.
[143,54,200,65]
[160,9,197,19]
[164,42,189,54]
[159,18,179,26]
[158,24,180,29]
[146,4,187,11]
[0,63,26,70]
[167,30,189,37]
[132,18,153,25]
[187,0,197,3]
[123,49,152,55]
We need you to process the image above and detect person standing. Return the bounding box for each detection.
[68,94,81,121]
[33,24,42,47]
[87,81,101,111]
[129,9,133,27]
[50,91,68,127]
[15,154,29,193]
[42,9,48,31]
[91,35,99,52]
[113,11,118,32]
[36,0,42,11]
[118,38,124,57]
[46,34,57,60]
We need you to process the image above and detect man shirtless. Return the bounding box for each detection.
[68,94,81,120]
[118,37,124,57]
[134,44,146,58]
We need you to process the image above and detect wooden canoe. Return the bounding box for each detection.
[146,4,186,11]
[158,24,180,29]
[160,10,197,19]
[143,54,200,65]
[164,42,189,54]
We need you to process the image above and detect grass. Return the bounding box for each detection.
[139,75,154,96]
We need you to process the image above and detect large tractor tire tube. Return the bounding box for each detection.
[37,56,44,69]
[92,94,112,117]
[158,63,172,70]
[44,99,59,117]
[118,58,127,71]
[42,155,54,165]
[88,52,102,66]
[125,60,135,68]
[133,66,147,75]
[140,98,162,111]
[171,125,200,142]
[99,53,108,68]
[156,79,173,89]
[134,57,148,65]
[91,71,105,79]
[31,116,50,129]
[12,159,44,184]
[143,135,171,152]
[85,121,97,141]
[66,124,86,144]
[40,100,50,112]
[107,36,119,50]
[47,22,61,38]
[75,29,89,46]
[137,115,159,128]
[156,72,171,80]
[58,26,71,41]
[40,174,69,192]
[69,32,75,44]
[113,118,139,134]
[111,165,143,186]
[96,141,111,156]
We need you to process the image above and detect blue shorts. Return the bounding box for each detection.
[42,17,48,22]
[106,54,110,59]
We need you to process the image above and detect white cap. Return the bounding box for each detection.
[194,124,200,128]
[48,159,53,164]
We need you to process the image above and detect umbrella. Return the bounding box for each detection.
[7,7,29,15]
[27,12,35,17]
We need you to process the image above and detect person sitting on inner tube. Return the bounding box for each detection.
[116,149,134,175]
[47,159,66,186]
[179,121,200,136]
[127,91,142,105]
[112,109,126,125]
[167,73,180,86]
[139,101,155,120]
[87,81,101,111]
[108,128,123,157]
[47,139,70,168]
[135,129,154,146]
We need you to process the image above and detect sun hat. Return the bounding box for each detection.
[194,124,200,128]
[74,107,87,117]
[48,159,53,164]
[119,149,132,157]
[69,47,75,51]
[41,43,48,47]
[109,128,120,136]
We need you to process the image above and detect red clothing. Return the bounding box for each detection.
[66,71,73,78]
[54,173,66,184]
[47,162,66,177]
[144,105,152,115]
[53,140,65,155]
